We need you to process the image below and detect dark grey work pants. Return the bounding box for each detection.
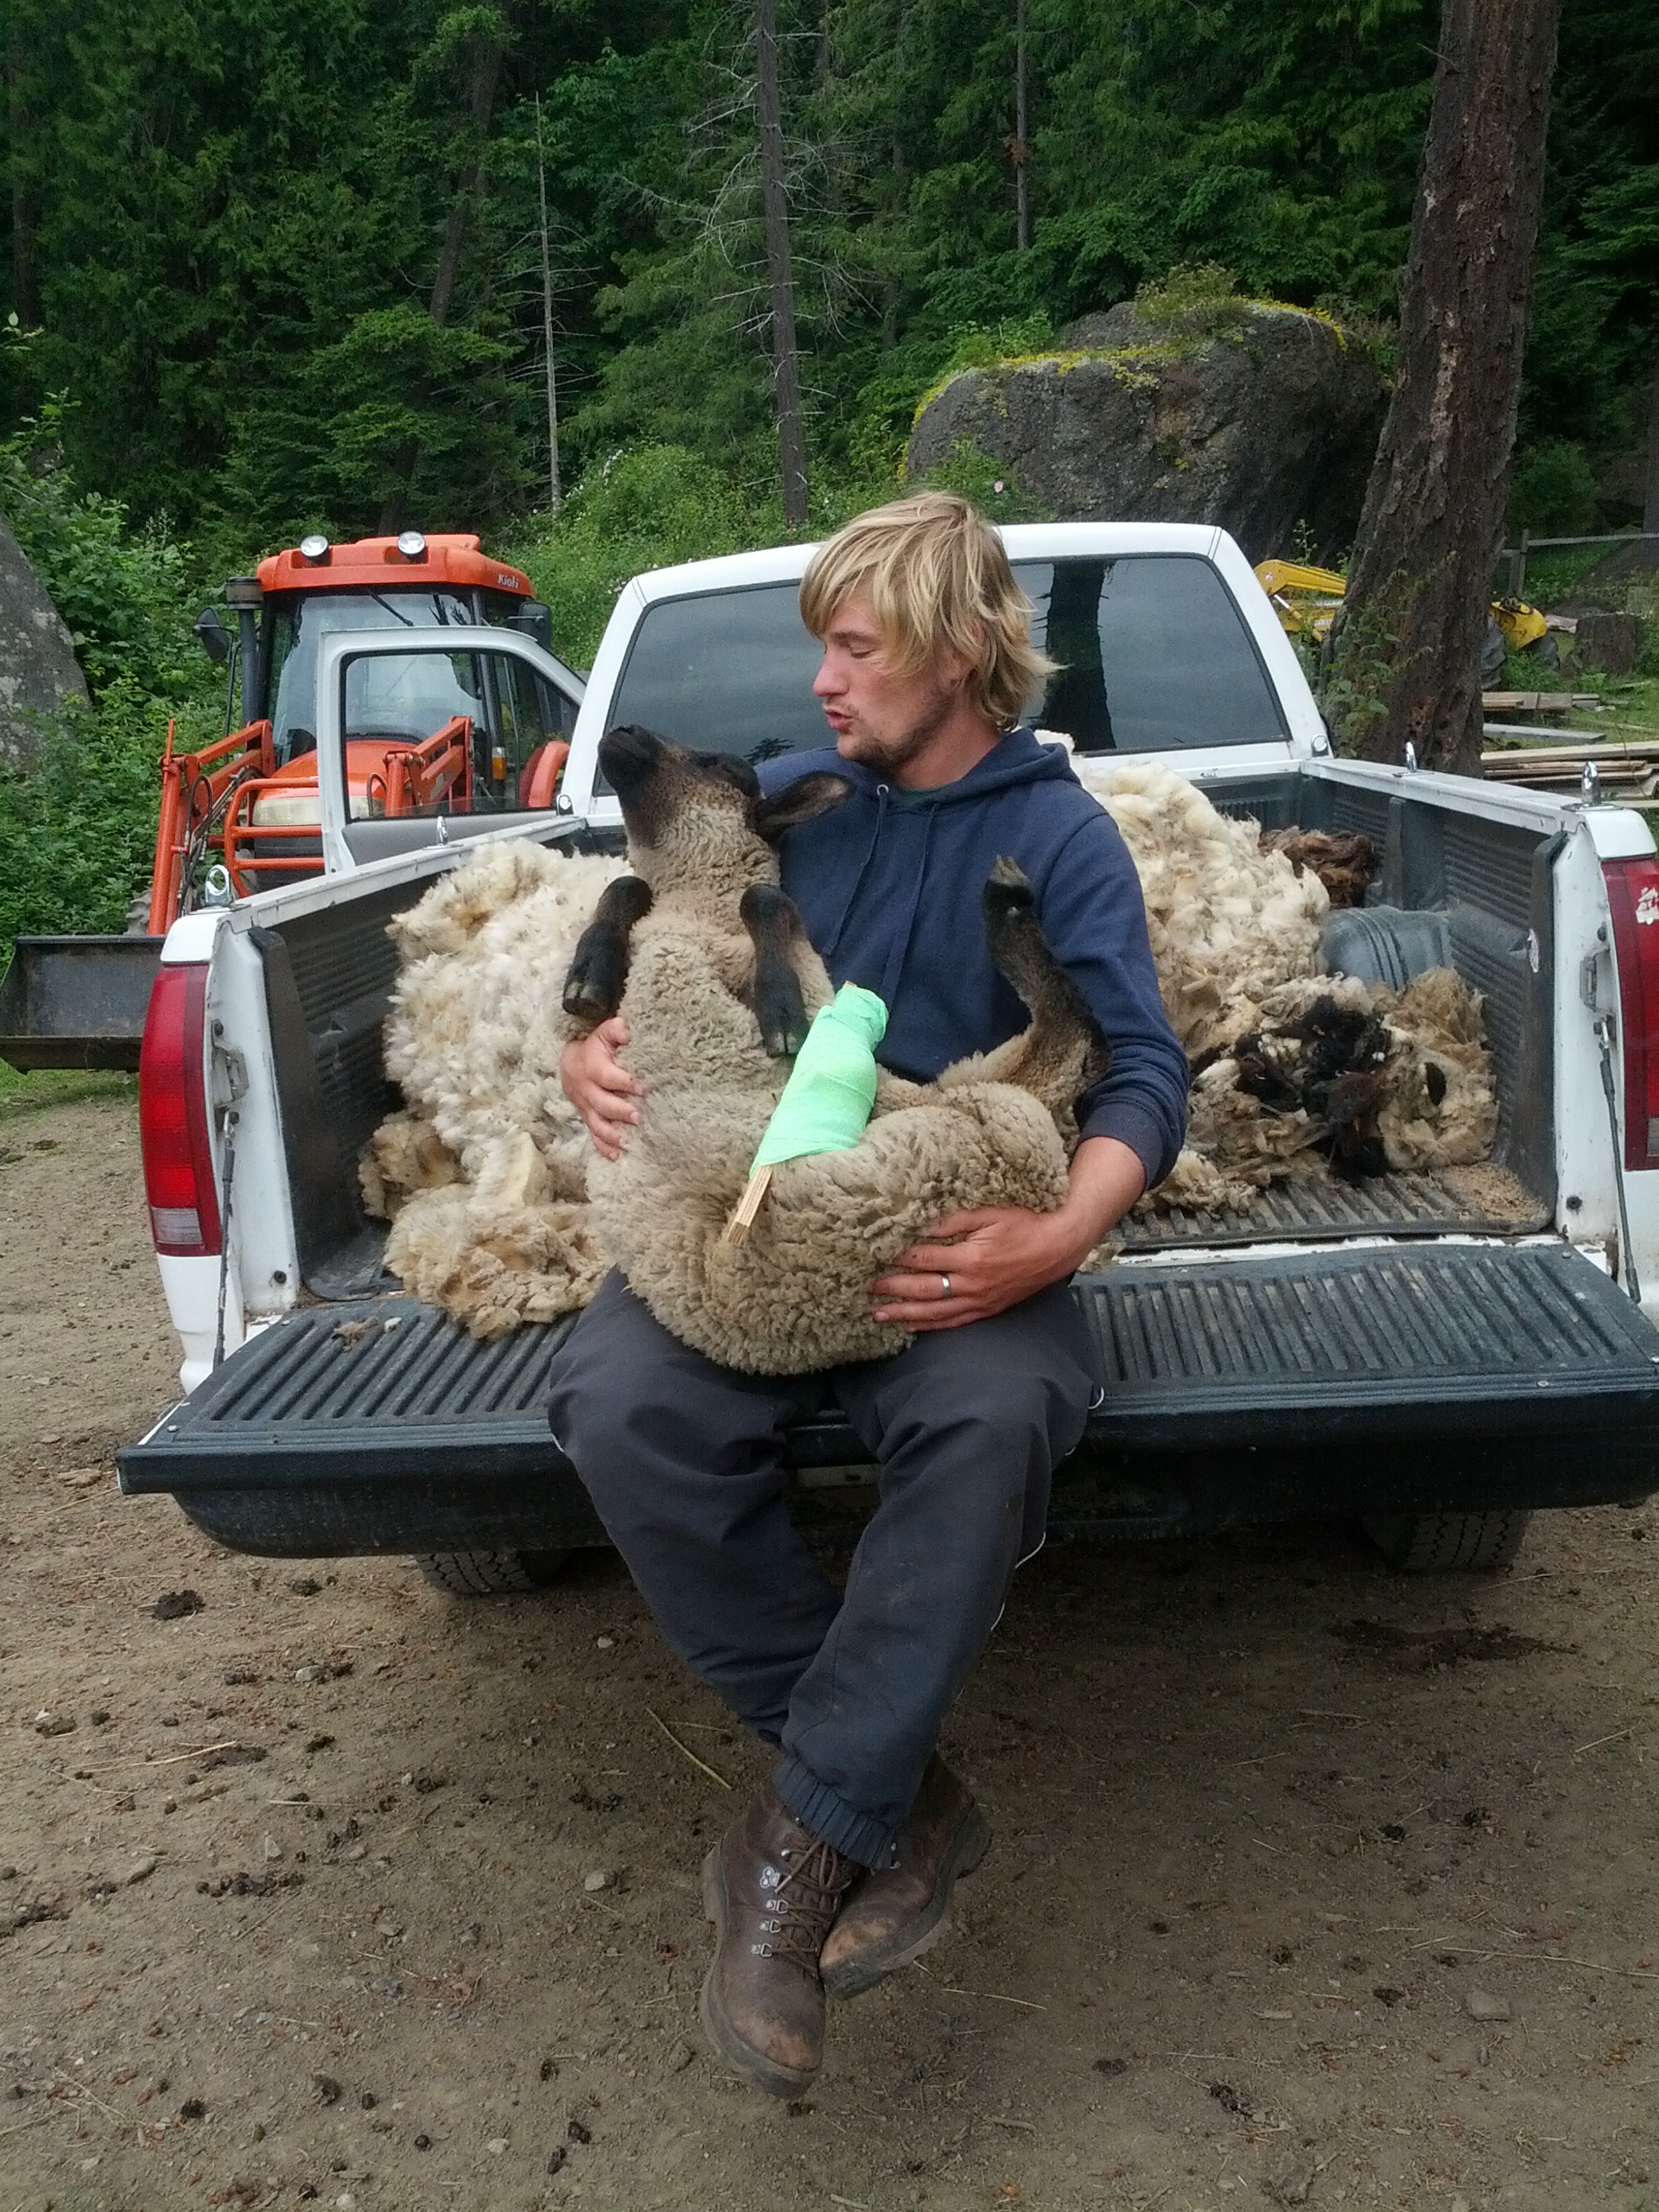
[546,1270,1101,1869]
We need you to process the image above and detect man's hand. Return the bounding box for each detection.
[871,1135,1147,1330]
[561,1018,644,1161]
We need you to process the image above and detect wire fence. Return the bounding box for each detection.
[1504,532,1659,599]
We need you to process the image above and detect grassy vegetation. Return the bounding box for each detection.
[1594,672,1659,740]
[1516,536,1650,608]
[0,1064,136,1121]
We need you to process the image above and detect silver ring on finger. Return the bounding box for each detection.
[940,1273,952,1300]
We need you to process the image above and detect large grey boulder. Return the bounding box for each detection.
[906,299,1388,563]
[0,509,88,758]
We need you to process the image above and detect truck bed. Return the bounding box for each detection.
[245,765,1559,1299]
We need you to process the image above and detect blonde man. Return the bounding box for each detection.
[551,493,1187,2095]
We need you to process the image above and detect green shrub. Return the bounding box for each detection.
[1132,263,1249,337]
[505,445,765,671]
[0,684,199,962]
[903,441,1052,523]
[1,399,207,699]
[1508,440,1600,538]
[0,406,220,962]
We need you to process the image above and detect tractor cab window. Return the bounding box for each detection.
[336,647,571,821]
[268,590,476,764]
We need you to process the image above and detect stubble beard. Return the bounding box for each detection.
[833,672,962,778]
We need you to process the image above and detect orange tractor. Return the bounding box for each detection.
[1,529,584,1070]
[153,528,582,927]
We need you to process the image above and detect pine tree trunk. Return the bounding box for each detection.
[378,30,504,534]
[754,0,808,527]
[1013,0,1029,253]
[1325,0,1563,773]
[6,15,40,329]
[535,95,562,515]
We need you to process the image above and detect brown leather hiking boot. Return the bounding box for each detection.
[699,1784,857,2095]
[819,1755,990,1999]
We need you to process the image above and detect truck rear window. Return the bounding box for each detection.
[1019,555,1288,751]
[606,556,1285,764]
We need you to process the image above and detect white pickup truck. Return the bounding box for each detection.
[116,523,1659,1588]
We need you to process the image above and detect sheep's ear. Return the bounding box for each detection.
[753,771,854,843]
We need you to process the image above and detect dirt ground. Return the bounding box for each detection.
[2,1091,1656,2212]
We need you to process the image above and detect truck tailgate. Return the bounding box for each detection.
[119,1243,1659,1556]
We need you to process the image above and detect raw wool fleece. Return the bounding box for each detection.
[361,839,627,1336]
[1184,972,1499,1191]
[1072,756,1331,1062]
[1069,760,1499,1208]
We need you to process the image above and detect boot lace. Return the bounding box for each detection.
[755,1838,852,1973]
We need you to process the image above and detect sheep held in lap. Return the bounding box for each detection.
[566,725,1109,1377]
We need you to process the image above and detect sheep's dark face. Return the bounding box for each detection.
[598,724,852,894]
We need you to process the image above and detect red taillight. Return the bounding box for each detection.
[139,963,222,1254]
[1603,857,1659,1170]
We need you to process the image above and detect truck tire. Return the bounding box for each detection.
[1361,1511,1531,1572]
[415,1550,571,1597]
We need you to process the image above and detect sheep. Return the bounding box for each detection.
[562,724,1111,1376]
[1175,969,1499,1196]
[1060,760,1499,1209]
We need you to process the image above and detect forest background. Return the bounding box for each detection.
[1,0,1656,959]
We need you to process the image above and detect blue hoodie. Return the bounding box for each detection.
[757,729,1188,1189]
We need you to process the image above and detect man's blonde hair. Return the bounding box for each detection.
[799,492,1054,731]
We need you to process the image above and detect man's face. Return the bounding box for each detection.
[811,594,969,777]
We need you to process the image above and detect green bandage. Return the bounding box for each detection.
[750,983,888,1171]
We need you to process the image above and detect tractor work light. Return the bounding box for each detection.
[299,534,330,562]
[396,529,428,561]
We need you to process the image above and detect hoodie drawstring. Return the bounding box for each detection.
[878,802,934,1010]
[824,782,890,966]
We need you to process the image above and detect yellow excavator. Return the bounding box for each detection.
[1253,560,1557,681]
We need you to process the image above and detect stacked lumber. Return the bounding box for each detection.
[1481,739,1659,797]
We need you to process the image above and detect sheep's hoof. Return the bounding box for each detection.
[982,857,1035,918]
[562,974,614,1021]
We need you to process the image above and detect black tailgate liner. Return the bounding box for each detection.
[119,1243,1659,1554]
[1118,1167,1549,1251]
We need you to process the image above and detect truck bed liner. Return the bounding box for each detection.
[119,1243,1659,1556]
[1120,1166,1548,1252]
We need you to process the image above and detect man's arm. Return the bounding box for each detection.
[870,1133,1144,1330]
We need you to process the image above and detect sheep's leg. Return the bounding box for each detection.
[562,876,655,1024]
[980,857,1113,1110]
[738,882,812,1058]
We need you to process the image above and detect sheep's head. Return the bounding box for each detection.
[598,724,852,898]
